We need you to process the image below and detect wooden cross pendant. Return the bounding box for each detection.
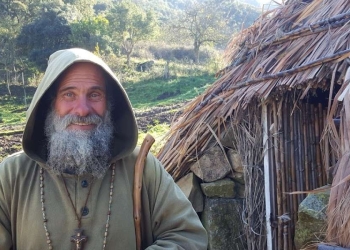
[71,228,87,250]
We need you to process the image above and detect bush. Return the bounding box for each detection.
[132,42,222,64]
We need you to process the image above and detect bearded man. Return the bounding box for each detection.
[0,48,208,249]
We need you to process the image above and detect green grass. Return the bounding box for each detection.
[138,122,170,155]
[0,94,29,125]
[125,74,214,108]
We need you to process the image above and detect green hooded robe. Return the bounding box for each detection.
[0,48,208,250]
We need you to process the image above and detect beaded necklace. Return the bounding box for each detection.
[40,164,116,250]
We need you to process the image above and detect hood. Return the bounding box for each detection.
[22,48,138,164]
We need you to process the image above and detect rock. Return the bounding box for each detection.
[190,145,231,182]
[235,182,245,198]
[219,127,236,149]
[136,60,154,72]
[176,172,204,212]
[294,188,330,249]
[202,197,246,250]
[200,178,235,198]
[227,149,243,173]
[228,171,245,184]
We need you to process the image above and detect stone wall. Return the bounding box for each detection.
[176,140,246,249]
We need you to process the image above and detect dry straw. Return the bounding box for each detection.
[158,0,350,249]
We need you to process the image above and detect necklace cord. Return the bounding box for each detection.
[61,174,95,229]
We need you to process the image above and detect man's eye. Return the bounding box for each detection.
[63,92,75,99]
[89,92,104,100]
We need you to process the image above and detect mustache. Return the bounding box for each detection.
[58,114,103,129]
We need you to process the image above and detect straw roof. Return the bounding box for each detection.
[158,0,350,181]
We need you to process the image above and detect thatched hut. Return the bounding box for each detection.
[158,0,350,249]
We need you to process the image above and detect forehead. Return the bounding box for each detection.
[56,62,106,91]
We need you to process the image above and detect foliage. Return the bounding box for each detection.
[70,14,112,52]
[106,0,160,65]
[0,0,43,25]
[0,0,260,84]
[170,0,231,63]
[16,6,72,70]
[66,0,96,16]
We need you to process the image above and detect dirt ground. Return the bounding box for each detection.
[0,103,184,161]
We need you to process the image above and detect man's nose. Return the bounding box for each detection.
[74,97,90,117]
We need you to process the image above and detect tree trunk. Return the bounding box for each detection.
[22,72,27,107]
[193,40,200,64]
[123,38,135,66]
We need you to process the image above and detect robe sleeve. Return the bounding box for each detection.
[0,160,14,249]
[143,155,208,250]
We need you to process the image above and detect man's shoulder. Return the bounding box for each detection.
[128,147,171,182]
[1,150,30,163]
[0,151,37,175]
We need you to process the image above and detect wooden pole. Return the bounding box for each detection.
[283,100,293,250]
[273,101,283,250]
[263,102,273,250]
[302,102,310,191]
[278,101,289,249]
[309,103,317,189]
[290,104,298,228]
[295,108,302,204]
[314,104,323,186]
[268,103,278,250]
[318,103,328,183]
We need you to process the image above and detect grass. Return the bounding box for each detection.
[125,74,214,108]
[138,122,170,155]
[0,95,28,125]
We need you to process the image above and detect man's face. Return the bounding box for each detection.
[54,62,107,131]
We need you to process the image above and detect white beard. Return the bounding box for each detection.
[44,109,113,178]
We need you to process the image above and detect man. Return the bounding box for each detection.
[0,48,208,249]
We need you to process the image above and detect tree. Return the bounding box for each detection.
[107,0,159,65]
[0,0,46,84]
[170,0,260,63]
[70,14,111,52]
[170,0,230,64]
[16,6,72,70]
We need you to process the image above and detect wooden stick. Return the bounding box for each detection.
[134,134,155,250]
[284,100,293,250]
[314,104,322,186]
[290,103,298,224]
[307,103,313,189]
[296,108,304,204]
[318,103,328,183]
[267,103,278,250]
[272,102,283,250]
[278,101,288,249]
[303,102,310,191]
[309,103,317,189]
